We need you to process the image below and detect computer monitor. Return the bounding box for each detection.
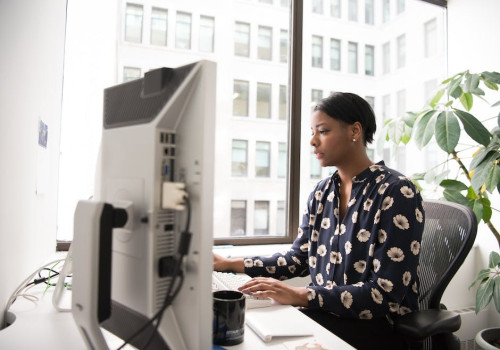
[71,60,216,350]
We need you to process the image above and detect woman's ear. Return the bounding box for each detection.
[351,122,363,142]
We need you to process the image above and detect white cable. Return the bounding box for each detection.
[2,258,66,328]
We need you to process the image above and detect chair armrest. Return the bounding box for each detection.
[393,309,461,340]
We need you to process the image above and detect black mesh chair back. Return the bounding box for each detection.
[395,200,478,349]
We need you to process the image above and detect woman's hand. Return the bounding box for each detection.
[238,277,309,307]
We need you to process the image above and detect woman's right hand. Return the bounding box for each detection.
[213,253,244,273]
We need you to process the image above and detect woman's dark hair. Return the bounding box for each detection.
[313,92,377,146]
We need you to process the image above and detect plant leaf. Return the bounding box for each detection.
[460,92,473,111]
[490,251,500,267]
[470,268,491,288]
[440,179,468,191]
[443,189,470,207]
[454,109,492,146]
[435,111,460,153]
[485,164,500,193]
[480,197,493,222]
[471,152,499,193]
[482,71,500,84]
[414,110,437,149]
[430,89,444,108]
[475,278,494,313]
[472,199,484,223]
[483,80,498,91]
[465,73,480,93]
[494,277,500,313]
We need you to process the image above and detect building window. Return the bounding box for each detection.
[348,0,358,21]
[311,89,323,110]
[330,0,341,17]
[258,26,272,60]
[281,0,289,7]
[232,140,248,176]
[397,34,406,69]
[365,44,374,76]
[151,8,167,46]
[280,29,288,63]
[235,22,250,57]
[175,12,191,49]
[312,0,323,14]
[365,0,374,25]
[230,200,247,236]
[125,3,143,43]
[365,96,375,110]
[233,80,249,116]
[382,94,391,124]
[424,18,437,58]
[260,0,273,4]
[278,142,287,178]
[256,141,271,177]
[383,0,390,23]
[310,147,322,179]
[276,201,286,236]
[424,78,438,102]
[382,41,390,74]
[312,35,323,68]
[254,201,270,235]
[330,38,341,71]
[257,83,272,119]
[199,16,215,53]
[123,67,141,82]
[397,89,406,118]
[348,41,358,74]
[397,0,406,14]
[279,85,287,120]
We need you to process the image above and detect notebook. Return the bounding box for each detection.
[245,305,314,342]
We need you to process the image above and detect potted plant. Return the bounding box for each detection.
[382,70,500,348]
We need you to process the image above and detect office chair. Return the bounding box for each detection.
[393,199,478,350]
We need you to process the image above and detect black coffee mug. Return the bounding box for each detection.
[213,290,246,346]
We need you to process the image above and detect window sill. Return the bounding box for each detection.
[213,243,291,259]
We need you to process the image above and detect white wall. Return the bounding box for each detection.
[0,0,66,327]
[441,0,500,327]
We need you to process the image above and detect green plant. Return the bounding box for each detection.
[382,70,500,313]
[469,251,500,313]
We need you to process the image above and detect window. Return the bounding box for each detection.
[258,26,272,60]
[254,201,270,235]
[232,140,248,176]
[397,0,406,14]
[312,35,323,68]
[382,41,390,74]
[260,0,273,4]
[365,0,374,25]
[235,22,250,57]
[365,96,375,110]
[199,16,215,53]
[233,80,249,116]
[312,0,323,14]
[311,89,323,110]
[330,39,341,71]
[397,34,406,69]
[279,85,287,120]
[150,8,167,46]
[365,45,374,76]
[397,89,406,118]
[310,147,321,179]
[383,0,390,23]
[175,12,191,49]
[256,141,271,177]
[424,18,437,58]
[231,200,247,236]
[123,67,141,82]
[276,201,286,236]
[256,83,272,119]
[125,3,143,43]
[382,94,391,124]
[280,29,288,63]
[330,0,341,18]
[348,0,358,22]
[278,142,287,178]
[348,41,358,74]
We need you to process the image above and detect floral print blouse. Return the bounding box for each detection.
[244,161,424,320]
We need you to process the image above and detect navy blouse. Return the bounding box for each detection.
[244,161,424,320]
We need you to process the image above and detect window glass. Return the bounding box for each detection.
[175,12,191,49]
[258,26,272,60]
[348,41,358,74]
[255,141,271,177]
[151,8,167,46]
[278,142,287,178]
[330,0,341,18]
[279,85,288,120]
[199,16,215,52]
[231,200,247,236]
[123,67,141,82]
[254,201,270,235]
[234,22,250,57]
[397,34,406,68]
[348,0,358,21]
[365,0,374,25]
[233,80,249,116]
[232,140,248,177]
[330,39,341,71]
[280,29,288,63]
[383,41,390,74]
[365,45,374,76]
[125,3,143,43]
[276,201,286,236]
[312,0,323,14]
[256,83,272,118]
[383,0,390,23]
[312,35,323,68]
[424,18,437,58]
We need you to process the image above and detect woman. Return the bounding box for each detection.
[214,92,424,349]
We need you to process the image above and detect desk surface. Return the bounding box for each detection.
[0,286,354,350]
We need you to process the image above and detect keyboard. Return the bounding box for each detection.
[212,271,273,309]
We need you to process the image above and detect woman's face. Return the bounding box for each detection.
[310,110,355,168]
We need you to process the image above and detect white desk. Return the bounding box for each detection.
[0,286,354,350]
